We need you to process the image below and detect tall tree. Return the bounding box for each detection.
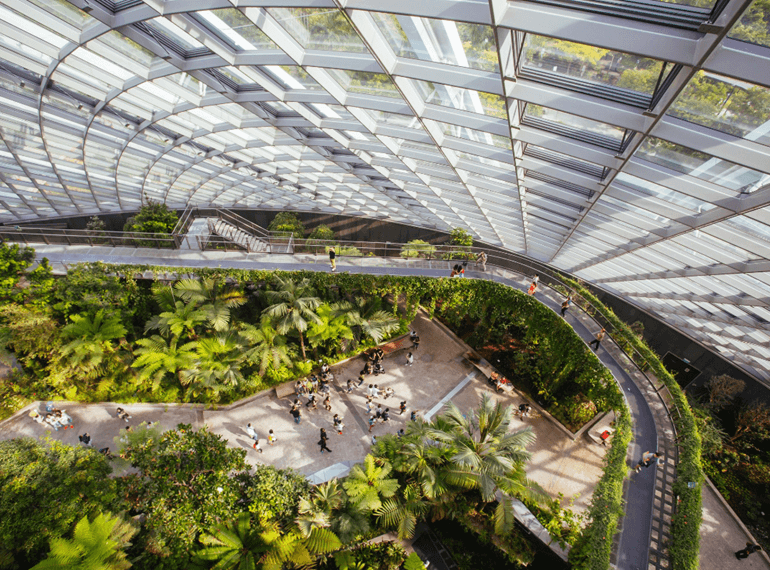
[342,455,399,512]
[182,332,247,400]
[57,310,128,392]
[31,512,137,570]
[307,304,354,355]
[132,335,198,392]
[429,394,546,534]
[196,513,340,570]
[263,277,322,360]
[174,278,247,332]
[240,317,294,376]
[0,438,118,568]
[146,300,206,339]
[331,297,400,345]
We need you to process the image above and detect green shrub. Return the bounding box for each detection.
[123,201,178,247]
[400,240,436,259]
[568,407,632,570]
[308,224,335,241]
[268,211,305,238]
[562,276,703,570]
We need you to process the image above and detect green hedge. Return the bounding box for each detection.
[562,276,703,570]
[568,407,632,570]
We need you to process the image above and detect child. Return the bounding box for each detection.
[254,440,263,453]
[383,387,394,399]
[333,414,344,435]
[268,429,277,445]
[323,395,332,412]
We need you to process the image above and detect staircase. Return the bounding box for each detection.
[208,217,269,253]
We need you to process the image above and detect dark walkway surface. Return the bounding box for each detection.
[31,247,657,568]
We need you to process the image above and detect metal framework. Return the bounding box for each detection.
[0,0,769,381]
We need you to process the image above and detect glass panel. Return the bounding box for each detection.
[327,70,401,98]
[434,121,512,149]
[371,13,498,72]
[524,104,626,143]
[613,172,717,213]
[268,8,367,53]
[361,109,420,129]
[263,66,322,90]
[728,0,770,49]
[96,31,156,68]
[670,71,770,146]
[413,80,506,118]
[636,137,770,193]
[26,0,94,29]
[520,35,664,96]
[145,18,206,51]
[196,9,277,51]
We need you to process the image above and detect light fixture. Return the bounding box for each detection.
[19,80,24,88]
[77,104,84,110]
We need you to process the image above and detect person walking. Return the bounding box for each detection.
[372,385,380,399]
[323,395,332,412]
[328,247,336,272]
[405,352,414,366]
[371,435,378,446]
[477,251,487,271]
[532,274,539,285]
[527,281,538,296]
[560,297,571,318]
[368,384,375,398]
[254,440,263,453]
[318,436,332,454]
[411,335,420,350]
[365,397,373,414]
[368,415,376,433]
[735,542,763,560]
[589,328,606,350]
[333,414,344,435]
[245,423,259,448]
[374,404,383,422]
[290,407,301,424]
[268,429,277,445]
[78,432,92,447]
[306,393,317,409]
[346,379,354,393]
[381,408,390,423]
[400,401,407,415]
[410,410,417,422]
[635,451,662,473]
[357,372,365,387]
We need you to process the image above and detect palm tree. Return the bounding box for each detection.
[175,278,247,332]
[182,331,247,400]
[59,310,127,385]
[297,480,370,544]
[429,393,546,534]
[332,297,400,345]
[240,318,294,376]
[132,335,198,392]
[196,512,340,570]
[31,512,137,570]
[307,304,354,355]
[342,455,399,512]
[146,300,206,339]
[263,277,322,360]
[375,483,429,539]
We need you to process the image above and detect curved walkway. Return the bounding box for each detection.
[7,243,769,570]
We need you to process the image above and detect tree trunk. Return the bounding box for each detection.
[299,332,307,360]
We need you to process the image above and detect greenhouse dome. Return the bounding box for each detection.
[0,0,769,381]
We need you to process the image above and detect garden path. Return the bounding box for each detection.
[3,243,767,570]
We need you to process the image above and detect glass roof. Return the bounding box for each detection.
[0,0,769,383]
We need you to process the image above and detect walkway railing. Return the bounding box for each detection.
[0,226,177,248]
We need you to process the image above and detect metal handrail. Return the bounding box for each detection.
[0,226,177,249]
[214,209,271,239]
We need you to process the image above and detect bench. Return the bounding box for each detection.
[587,415,616,446]
[463,352,514,394]
[275,381,296,399]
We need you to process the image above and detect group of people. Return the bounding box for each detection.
[29,406,74,431]
[450,262,467,278]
